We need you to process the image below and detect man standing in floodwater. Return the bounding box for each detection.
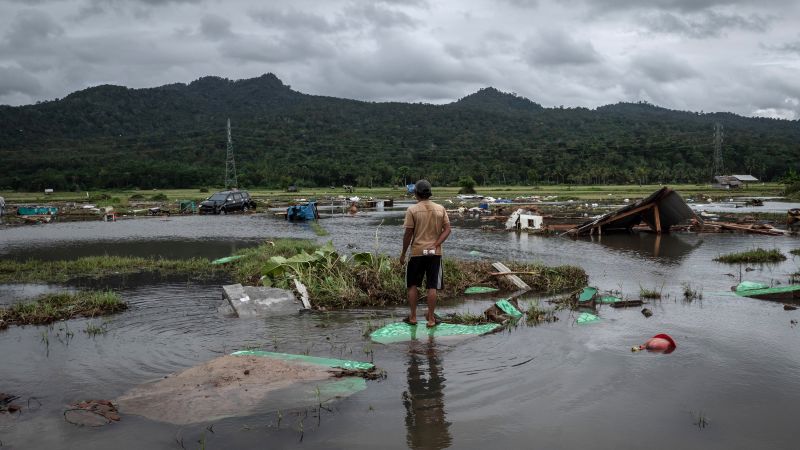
[400,180,451,327]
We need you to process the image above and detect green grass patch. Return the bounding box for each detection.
[713,248,787,264]
[639,285,663,299]
[442,311,488,325]
[0,291,126,326]
[225,240,588,309]
[790,249,800,256]
[682,283,702,302]
[525,303,559,325]
[84,322,108,336]
[0,255,221,283]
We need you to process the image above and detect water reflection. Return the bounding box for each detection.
[583,232,702,263]
[403,339,452,449]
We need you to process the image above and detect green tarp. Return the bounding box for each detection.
[370,322,501,344]
[465,286,499,294]
[212,255,245,265]
[733,281,800,298]
[231,350,374,371]
[578,287,598,303]
[576,312,600,324]
[495,299,523,318]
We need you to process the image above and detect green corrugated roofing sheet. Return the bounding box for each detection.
[370,322,500,344]
[231,350,374,371]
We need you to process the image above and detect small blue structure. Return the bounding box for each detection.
[287,201,319,221]
[406,184,416,195]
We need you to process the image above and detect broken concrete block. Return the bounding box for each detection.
[222,284,301,317]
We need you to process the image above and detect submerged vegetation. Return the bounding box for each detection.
[0,291,126,326]
[790,249,800,256]
[443,311,488,325]
[0,255,221,284]
[682,283,702,302]
[713,248,787,264]
[639,285,663,299]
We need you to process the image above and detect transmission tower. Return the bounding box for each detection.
[711,122,724,180]
[224,118,238,189]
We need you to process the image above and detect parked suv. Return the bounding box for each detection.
[199,190,256,214]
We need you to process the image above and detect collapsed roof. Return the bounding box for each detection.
[567,187,697,236]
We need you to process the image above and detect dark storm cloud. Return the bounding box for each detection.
[249,8,336,32]
[220,32,334,64]
[631,52,697,83]
[343,2,419,29]
[764,40,800,54]
[0,66,42,96]
[523,30,600,66]
[641,10,771,38]
[585,0,791,13]
[133,0,203,4]
[338,33,488,85]
[200,14,233,40]
[502,0,539,7]
[3,9,64,49]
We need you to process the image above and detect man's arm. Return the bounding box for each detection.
[433,222,451,250]
[400,227,414,264]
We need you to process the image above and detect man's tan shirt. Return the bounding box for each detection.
[403,200,450,257]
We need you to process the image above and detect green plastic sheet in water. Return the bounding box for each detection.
[495,299,523,318]
[211,255,245,265]
[576,312,600,324]
[465,286,499,294]
[734,282,800,298]
[231,350,374,371]
[370,322,501,344]
[578,287,598,303]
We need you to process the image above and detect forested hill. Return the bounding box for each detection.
[1,73,798,191]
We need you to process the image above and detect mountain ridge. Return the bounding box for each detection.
[0,73,797,190]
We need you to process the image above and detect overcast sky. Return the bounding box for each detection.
[1,0,799,118]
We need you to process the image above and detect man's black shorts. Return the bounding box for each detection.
[406,255,444,289]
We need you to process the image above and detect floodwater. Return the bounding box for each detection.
[1,211,799,449]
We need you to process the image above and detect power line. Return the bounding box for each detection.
[224,118,237,189]
[711,122,724,180]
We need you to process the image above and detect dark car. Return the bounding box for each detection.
[199,190,256,214]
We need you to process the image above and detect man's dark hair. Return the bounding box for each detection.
[415,179,432,199]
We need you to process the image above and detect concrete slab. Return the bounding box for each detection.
[222,284,301,317]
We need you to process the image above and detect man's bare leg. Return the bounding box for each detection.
[407,286,419,324]
[425,288,437,326]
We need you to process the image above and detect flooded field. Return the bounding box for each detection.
[1,210,799,449]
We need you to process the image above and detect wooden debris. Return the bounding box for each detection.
[608,299,645,308]
[491,262,531,290]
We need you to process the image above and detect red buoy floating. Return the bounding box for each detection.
[633,333,676,354]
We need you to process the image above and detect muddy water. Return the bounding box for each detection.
[1,212,799,449]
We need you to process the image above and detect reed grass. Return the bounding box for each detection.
[0,291,126,326]
[639,284,663,299]
[714,248,786,264]
[442,311,488,324]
